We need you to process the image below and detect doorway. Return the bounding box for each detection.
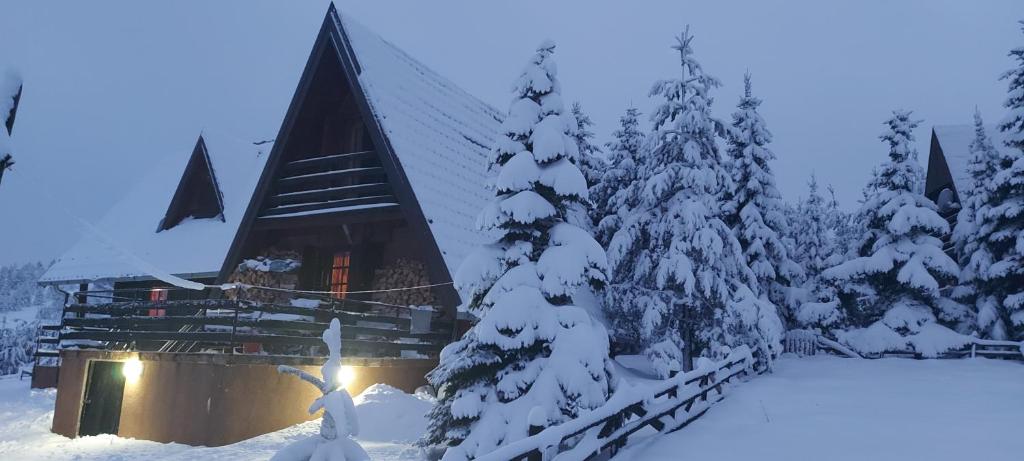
[78,361,126,437]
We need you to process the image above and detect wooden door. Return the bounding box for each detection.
[78,361,126,437]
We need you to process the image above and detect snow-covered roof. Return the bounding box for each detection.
[336,13,502,276]
[932,124,1010,194]
[40,132,272,284]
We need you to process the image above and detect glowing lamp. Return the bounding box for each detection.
[123,358,144,383]
[335,365,356,389]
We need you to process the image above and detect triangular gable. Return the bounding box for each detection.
[217,4,467,306]
[925,128,957,201]
[157,135,225,232]
[4,83,20,136]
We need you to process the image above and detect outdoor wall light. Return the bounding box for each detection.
[123,357,144,383]
[336,365,356,389]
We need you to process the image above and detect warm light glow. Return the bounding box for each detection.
[336,365,356,389]
[123,358,144,383]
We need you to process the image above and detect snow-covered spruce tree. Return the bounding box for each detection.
[972,24,1024,339]
[823,111,961,335]
[570,102,606,190]
[423,41,612,460]
[606,28,779,375]
[723,73,803,324]
[951,110,1006,338]
[591,107,645,247]
[565,102,605,230]
[792,175,844,330]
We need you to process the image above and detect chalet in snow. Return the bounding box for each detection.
[36,6,501,446]
[925,123,1011,254]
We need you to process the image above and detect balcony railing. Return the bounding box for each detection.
[56,287,452,358]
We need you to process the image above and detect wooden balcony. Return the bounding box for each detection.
[56,289,452,359]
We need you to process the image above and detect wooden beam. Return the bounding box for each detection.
[283,150,377,176]
[268,182,390,207]
[260,194,397,217]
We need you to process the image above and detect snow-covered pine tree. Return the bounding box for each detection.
[423,41,612,460]
[590,106,645,247]
[824,111,961,333]
[951,110,1006,338]
[570,102,606,190]
[974,23,1024,339]
[793,174,844,330]
[723,73,803,324]
[606,28,779,374]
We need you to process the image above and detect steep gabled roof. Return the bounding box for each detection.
[218,6,500,291]
[931,124,1010,196]
[335,12,501,275]
[40,132,271,284]
[157,135,225,231]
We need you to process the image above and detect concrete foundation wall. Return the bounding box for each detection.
[52,350,436,446]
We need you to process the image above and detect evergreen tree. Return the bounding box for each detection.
[570,102,606,190]
[606,28,778,375]
[793,175,844,329]
[423,41,613,459]
[967,23,1024,339]
[824,111,961,331]
[591,107,645,247]
[723,73,803,324]
[951,110,1006,338]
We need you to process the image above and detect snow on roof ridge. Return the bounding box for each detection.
[333,10,503,276]
[932,123,1009,195]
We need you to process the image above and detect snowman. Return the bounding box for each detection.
[273,318,369,461]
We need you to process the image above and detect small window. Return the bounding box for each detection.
[330,252,352,299]
[148,288,167,316]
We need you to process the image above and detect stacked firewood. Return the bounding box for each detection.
[227,249,302,304]
[371,258,437,307]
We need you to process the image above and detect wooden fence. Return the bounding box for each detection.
[475,347,755,461]
[783,329,1024,360]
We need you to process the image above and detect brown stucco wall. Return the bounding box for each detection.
[52,350,436,446]
[30,365,59,389]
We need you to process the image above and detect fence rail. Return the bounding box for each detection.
[783,329,1024,360]
[476,347,755,461]
[56,287,452,358]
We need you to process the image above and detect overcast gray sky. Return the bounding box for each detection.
[1,0,1022,266]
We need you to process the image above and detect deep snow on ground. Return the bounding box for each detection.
[0,378,429,460]
[622,355,1024,461]
[1,356,1021,460]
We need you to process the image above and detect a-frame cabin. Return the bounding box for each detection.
[218,4,500,314]
[42,6,502,447]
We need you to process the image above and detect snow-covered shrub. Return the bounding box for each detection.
[422,41,613,460]
[0,318,35,375]
[0,262,63,312]
[272,319,369,461]
[835,302,976,358]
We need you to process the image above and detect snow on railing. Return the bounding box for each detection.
[784,329,1023,361]
[475,346,755,461]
